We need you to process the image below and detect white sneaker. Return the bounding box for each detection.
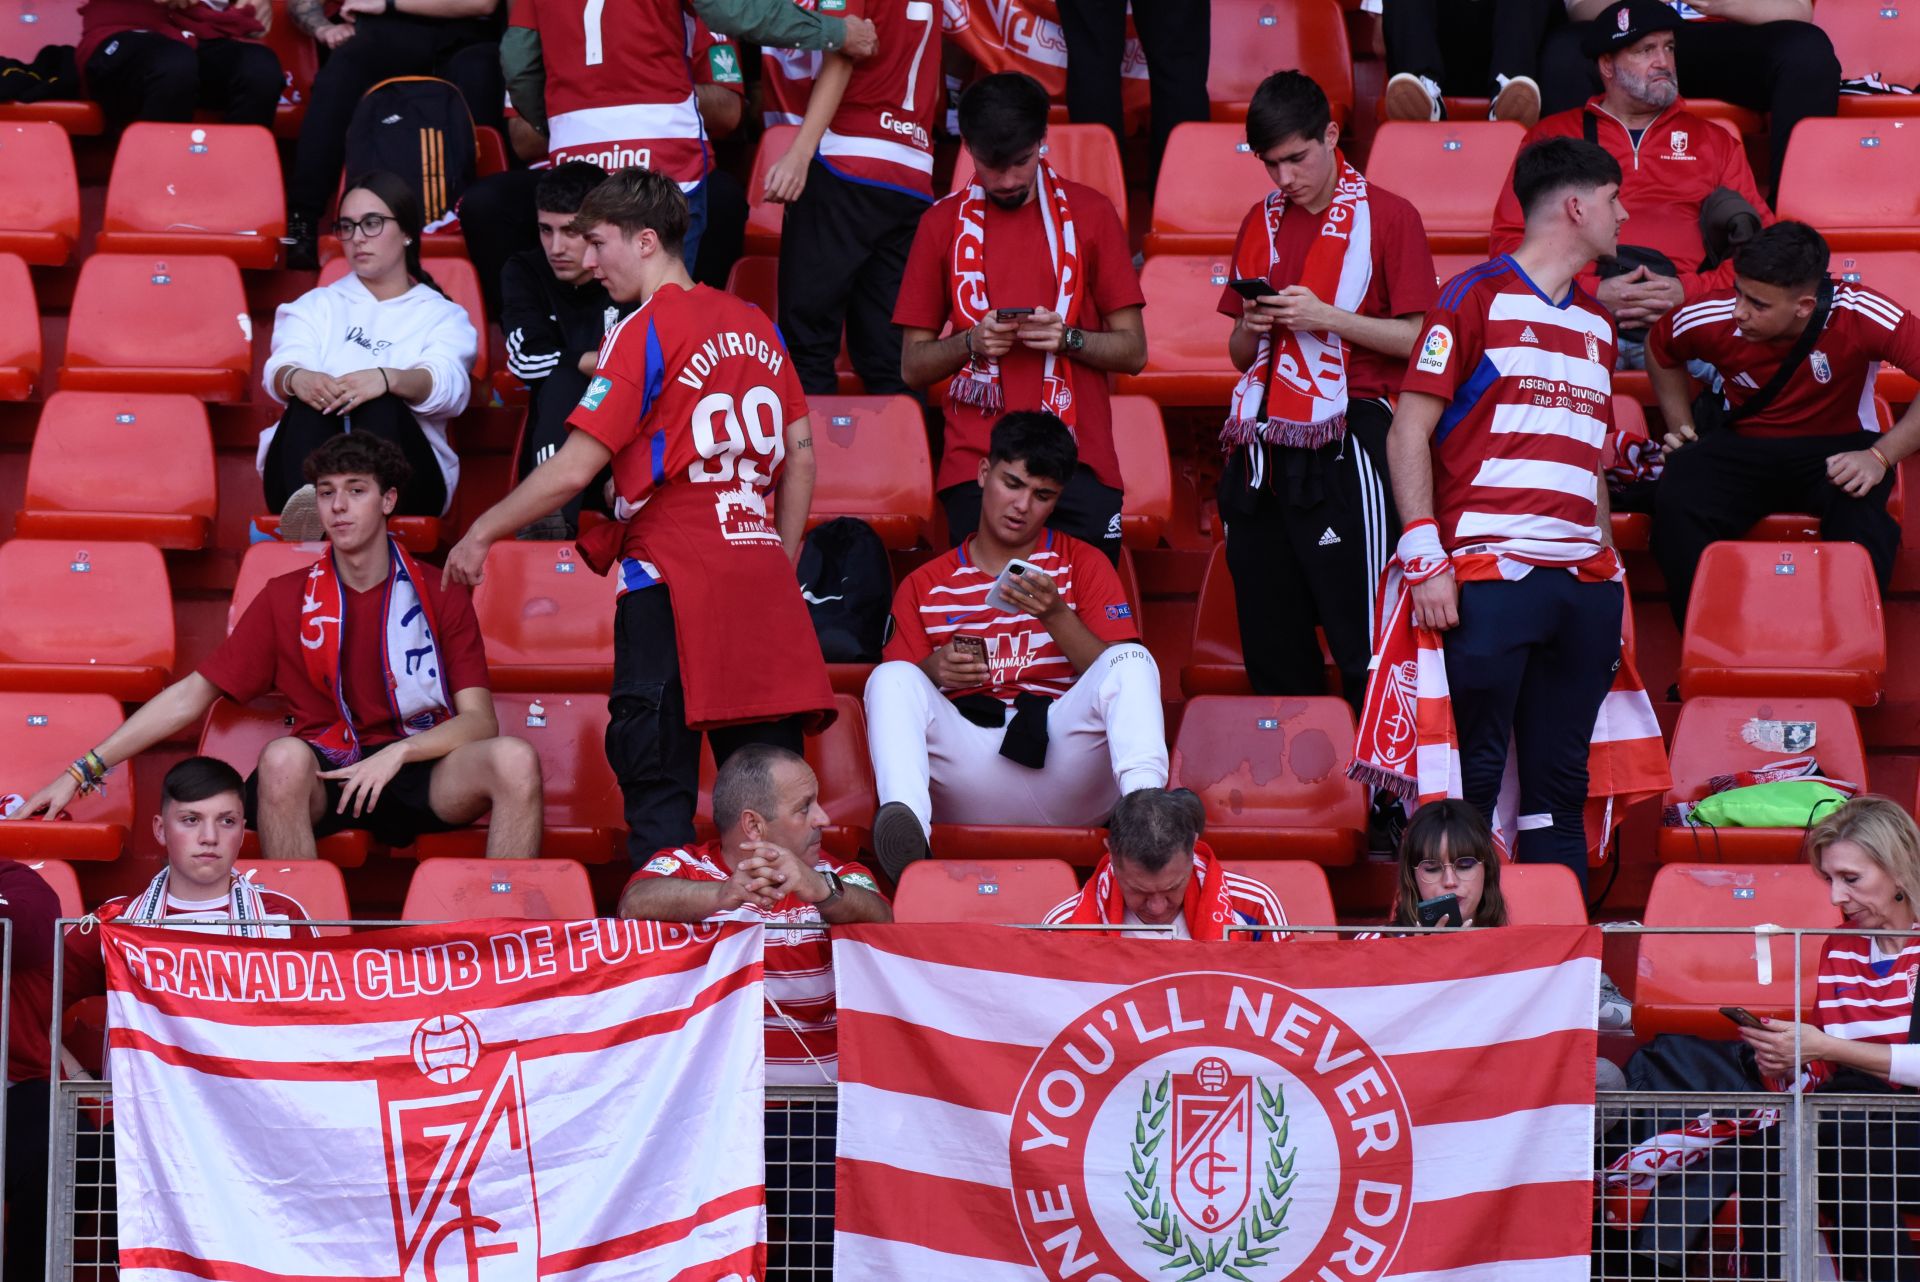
[1385,73,1445,122]
[1490,74,1541,127]
[277,484,326,543]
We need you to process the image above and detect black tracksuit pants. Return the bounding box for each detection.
[1382,0,1556,95]
[1057,0,1210,169]
[262,395,448,518]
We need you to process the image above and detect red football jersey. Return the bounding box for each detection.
[882,529,1139,704]
[816,0,941,197]
[1400,257,1616,569]
[1651,284,1920,439]
[761,44,820,127]
[511,0,711,186]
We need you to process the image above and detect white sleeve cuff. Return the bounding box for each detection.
[1884,1042,1920,1088]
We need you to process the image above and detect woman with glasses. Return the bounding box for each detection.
[261,170,477,533]
[1385,797,1508,930]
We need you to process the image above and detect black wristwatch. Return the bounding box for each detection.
[1062,326,1085,354]
[816,869,844,909]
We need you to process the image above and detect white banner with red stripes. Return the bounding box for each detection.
[833,924,1601,1281]
[101,918,767,1282]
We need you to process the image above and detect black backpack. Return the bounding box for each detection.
[343,77,477,226]
[796,518,892,663]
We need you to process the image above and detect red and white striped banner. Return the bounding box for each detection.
[833,924,1601,1282]
[102,918,768,1282]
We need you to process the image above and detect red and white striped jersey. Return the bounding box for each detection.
[1650,283,1920,439]
[626,841,886,1086]
[817,0,941,198]
[1802,932,1920,1091]
[881,530,1139,705]
[1401,255,1616,572]
[510,0,712,187]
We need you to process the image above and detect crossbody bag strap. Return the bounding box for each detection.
[1724,276,1833,428]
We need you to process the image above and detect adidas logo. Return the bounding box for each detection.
[382,113,403,125]
[1519,325,1539,344]
[1318,527,1341,547]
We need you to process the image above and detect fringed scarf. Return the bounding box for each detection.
[125,868,289,939]
[1066,842,1237,940]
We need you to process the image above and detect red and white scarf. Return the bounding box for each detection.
[1350,557,1670,852]
[298,538,451,767]
[947,160,1081,431]
[124,868,288,939]
[1067,841,1238,941]
[1222,155,1373,451]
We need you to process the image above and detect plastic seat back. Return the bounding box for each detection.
[1181,542,1248,696]
[1776,119,1920,250]
[23,858,83,917]
[1499,863,1588,925]
[0,693,134,861]
[1820,0,1920,101]
[0,2,99,133]
[1678,542,1886,706]
[0,251,39,399]
[319,254,488,378]
[1171,696,1367,863]
[0,121,77,263]
[0,540,174,700]
[1221,860,1337,932]
[1118,256,1240,407]
[234,858,352,936]
[60,254,252,401]
[99,124,286,268]
[1145,122,1272,257]
[950,124,1131,232]
[474,541,620,691]
[1208,0,1352,123]
[18,392,216,547]
[1366,121,1525,253]
[229,540,323,633]
[802,395,935,548]
[401,857,597,921]
[258,0,320,137]
[1637,862,1838,1037]
[893,859,1080,923]
[1112,396,1172,549]
[744,125,798,255]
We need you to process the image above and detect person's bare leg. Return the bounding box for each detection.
[427,737,545,858]
[254,737,327,861]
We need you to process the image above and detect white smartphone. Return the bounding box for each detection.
[984,558,1047,613]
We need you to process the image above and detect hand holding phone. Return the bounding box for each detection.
[985,558,1060,619]
[1416,893,1463,928]
[994,307,1036,321]
[929,634,991,690]
[1720,1006,1768,1030]
[1228,277,1275,302]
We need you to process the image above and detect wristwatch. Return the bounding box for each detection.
[1062,327,1085,354]
[815,869,844,909]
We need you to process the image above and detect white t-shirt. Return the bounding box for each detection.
[1121,910,1191,940]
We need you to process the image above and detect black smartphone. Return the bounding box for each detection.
[1228,277,1275,301]
[1416,893,1462,928]
[994,307,1036,321]
[1720,1006,1767,1030]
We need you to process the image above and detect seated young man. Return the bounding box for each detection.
[1649,220,1920,623]
[8,436,543,859]
[863,411,1167,877]
[1044,788,1287,939]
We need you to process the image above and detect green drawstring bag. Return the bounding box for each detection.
[1686,778,1851,828]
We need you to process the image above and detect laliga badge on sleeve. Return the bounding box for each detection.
[579,376,612,412]
[1416,324,1452,375]
[643,855,683,877]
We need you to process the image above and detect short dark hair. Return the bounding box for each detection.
[1733,220,1830,292]
[712,744,808,833]
[1512,137,1623,218]
[161,756,246,809]
[958,72,1049,169]
[1108,788,1206,874]
[571,165,688,257]
[986,411,1078,485]
[1245,70,1332,154]
[535,161,610,216]
[303,431,412,494]
[1389,798,1510,929]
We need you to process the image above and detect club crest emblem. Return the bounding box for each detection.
[1586,331,1601,365]
[1618,5,1633,29]
[1810,350,1832,383]
[1669,130,1689,156]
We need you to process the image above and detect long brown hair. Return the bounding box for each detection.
[1387,798,1509,929]
[340,170,444,295]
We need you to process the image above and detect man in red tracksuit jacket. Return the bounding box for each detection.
[1490,0,1771,358]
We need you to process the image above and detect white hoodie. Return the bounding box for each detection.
[260,272,477,513]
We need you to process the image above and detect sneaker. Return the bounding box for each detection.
[871,801,931,881]
[277,483,326,543]
[1384,73,1445,123]
[283,210,319,272]
[1490,74,1541,127]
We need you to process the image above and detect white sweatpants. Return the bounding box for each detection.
[864,642,1169,831]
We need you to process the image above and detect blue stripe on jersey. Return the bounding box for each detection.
[1439,257,1512,311]
[1434,353,1502,446]
[640,319,667,419]
[817,155,937,202]
[619,557,661,593]
[650,430,667,487]
[1505,254,1578,309]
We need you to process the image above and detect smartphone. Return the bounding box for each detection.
[1416,893,1463,928]
[1720,1006,1768,1030]
[950,635,987,663]
[984,558,1045,613]
[1228,277,1275,302]
[993,307,1036,321]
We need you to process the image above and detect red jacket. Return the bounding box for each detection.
[78,0,266,77]
[1490,96,1773,300]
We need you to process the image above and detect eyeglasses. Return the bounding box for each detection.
[1415,857,1482,877]
[331,213,391,241]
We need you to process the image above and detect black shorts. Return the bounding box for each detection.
[243,741,462,846]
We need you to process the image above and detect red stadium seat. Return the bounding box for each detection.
[320,255,490,379]
[1677,542,1886,706]
[697,695,878,858]
[228,540,322,633]
[1144,123,1271,258]
[1636,861,1837,1038]
[1831,253,1920,402]
[234,858,352,935]
[472,540,620,691]
[1112,396,1173,549]
[0,2,102,133]
[1819,0,1920,117]
[1221,860,1337,930]
[412,693,625,863]
[0,693,134,861]
[1117,256,1241,406]
[1499,863,1588,925]
[0,540,174,700]
[59,254,252,401]
[1182,542,1251,696]
[196,701,372,866]
[0,121,77,264]
[1658,696,1866,863]
[98,124,285,268]
[892,859,1080,924]
[1776,118,1920,250]
[1208,0,1352,124]
[744,125,797,255]
[400,857,597,921]
[1430,252,1491,292]
[721,255,859,392]
[1171,696,1367,863]
[801,395,936,549]
[23,859,83,917]
[259,0,318,138]
[950,125,1131,233]
[0,251,40,399]
[16,392,217,548]
[1365,121,1526,253]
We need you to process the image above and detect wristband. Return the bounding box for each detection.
[379,367,390,395]
[1396,520,1452,585]
[963,326,976,361]
[1870,444,1893,472]
[66,763,90,795]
